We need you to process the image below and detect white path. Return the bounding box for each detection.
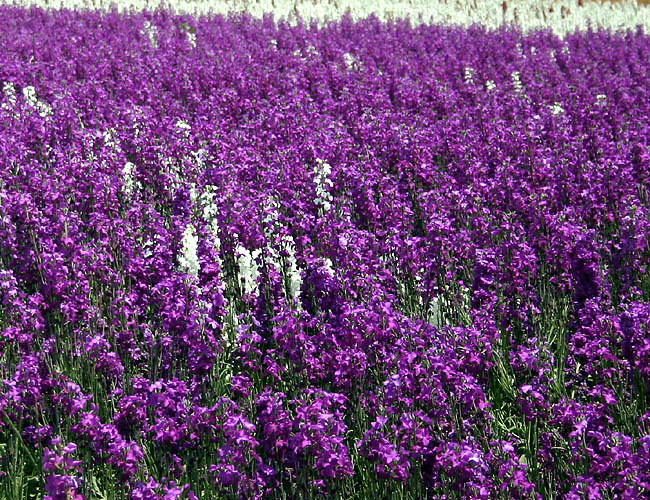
[0,0,648,35]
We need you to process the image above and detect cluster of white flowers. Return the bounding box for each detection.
[485,79,496,91]
[261,197,302,302]
[313,157,334,213]
[343,52,361,71]
[121,161,141,197]
[189,182,198,205]
[175,119,191,139]
[464,66,475,85]
[192,147,208,170]
[196,183,224,283]
[283,240,302,301]
[178,223,200,277]
[22,85,53,117]
[198,182,257,298]
[4,0,647,35]
[2,82,53,118]
[1,81,19,122]
[198,184,221,241]
[140,19,158,48]
[430,295,444,327]
[186,30,196,48]
[128,105,147,148]
[516,42,524,57]
[141,234,161,259]
[511,71,523,92]
[162,156,183,190]
[293,43,319,61]
[213,196,303,304]
[2,81,17,108]
[550,102,564,115]
[236,244,261,296]
[103,128,121,153]
[188,183,237,348]
[322,257,335,277]
[22,85,37,106]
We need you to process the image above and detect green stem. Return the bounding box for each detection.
[1,409,40,469]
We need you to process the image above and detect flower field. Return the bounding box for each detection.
[0,1,649,499]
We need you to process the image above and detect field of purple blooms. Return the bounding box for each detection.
[0,5,649,500]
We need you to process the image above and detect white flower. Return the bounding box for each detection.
[198,184,223,259]
[3,0,648,36]
[1,82,18,119]
[550,102,564,115]
[175,119,191,140]
[162,156,182,190]
[464,67,475,84]
[141,20,158,49]
[179,223,200,277]
[287,251,302,301]
[187,31,196,48]
[103,128,121,153]
[313,158,334,213]
[175,119,191,130]
[485,80,496,91]
[22,86,38,107]
[2,81,16,107]
[21,85,52,117]
[322,257,335,277]
[511,71,523,93]
[142,238,154,259]
[280,235,303,303]
[259,196,303,304]
[200,186,219,219]
[429,295,442,327]
[237,245,261,295]
[294,44,318,61]
[343,52,361,71]
[121,161,140,196]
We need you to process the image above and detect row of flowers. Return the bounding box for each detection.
[1,0,649,35]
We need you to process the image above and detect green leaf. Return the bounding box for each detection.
[180,23,195,34]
